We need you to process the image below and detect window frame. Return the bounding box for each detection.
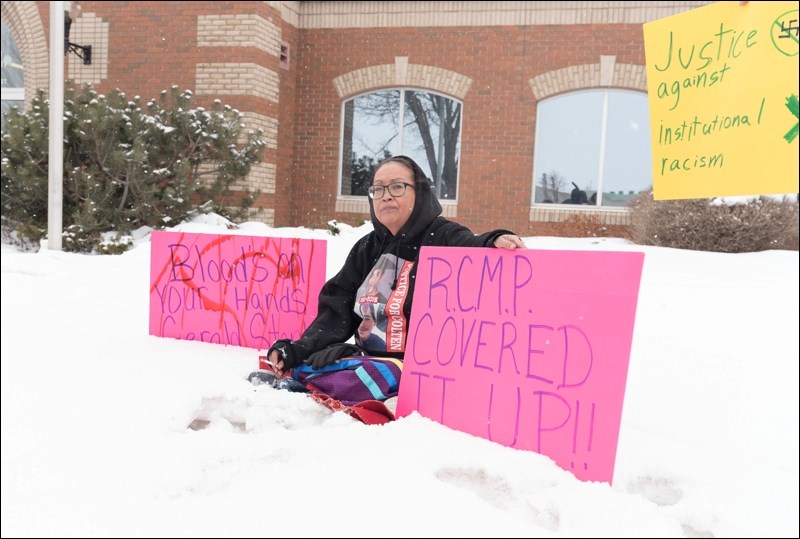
[338,87,463,203]
[531,88,651,209]
[2,21,25,133]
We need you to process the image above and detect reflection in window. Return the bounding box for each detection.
[533,89,652,207]
[1,100,23,132]
[2,21,24,133]
[340,89,462,200]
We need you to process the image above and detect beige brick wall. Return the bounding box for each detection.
[277,1,300,28]
[242,162,277,194]
[529,56,647,100]
[195,63,280,102]
[67,12,108,85]
[197,14,281,55]
[333,57,472,100]
[197,161,274,195]
[240,112,279,149]
[298,1,711,28]
[530,206,631,226]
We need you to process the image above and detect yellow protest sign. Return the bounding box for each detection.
[644,1,799,200]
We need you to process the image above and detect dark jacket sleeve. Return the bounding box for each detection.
[286,238,366,361]
[433,219,515,248]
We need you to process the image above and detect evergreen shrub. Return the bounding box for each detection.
[1,84,266,253]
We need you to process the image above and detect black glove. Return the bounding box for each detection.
[267,339,298,370]
[306,343,365,370]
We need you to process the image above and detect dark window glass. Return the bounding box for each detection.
[341,89,462,200]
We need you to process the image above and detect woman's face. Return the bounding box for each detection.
[371,162,416,236]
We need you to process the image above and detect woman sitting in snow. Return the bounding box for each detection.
[250,155,524,402]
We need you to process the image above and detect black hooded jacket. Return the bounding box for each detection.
[287,159,514,362]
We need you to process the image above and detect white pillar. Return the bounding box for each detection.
[47,1,65,251]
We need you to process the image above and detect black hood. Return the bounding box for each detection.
[286,155,512,361]
[368,155,443,246]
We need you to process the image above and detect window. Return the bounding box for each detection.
[280,42,289,70]
[532,89,652,207]
[1,21,24,133]
[340,89,462,200]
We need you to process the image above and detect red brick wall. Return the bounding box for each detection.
[39,1,648,236]
[276,21,298,227]
[294,23,646,235]
[61,1,291,221]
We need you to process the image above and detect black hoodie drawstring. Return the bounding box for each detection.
[375,234,387,265]
[390,238,402,290]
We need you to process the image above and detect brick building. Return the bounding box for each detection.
[1,1,711,236]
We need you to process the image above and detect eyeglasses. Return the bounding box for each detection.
[367,182,415,199]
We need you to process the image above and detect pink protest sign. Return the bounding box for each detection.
[149,231,326,349]
[396,247,644,484]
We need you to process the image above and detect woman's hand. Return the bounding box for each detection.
[493,234,526,249]
[266,339,295,376]
[268,349,286,376]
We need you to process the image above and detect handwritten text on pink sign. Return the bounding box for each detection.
[396,247,644,484]
[149,231,326,349]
